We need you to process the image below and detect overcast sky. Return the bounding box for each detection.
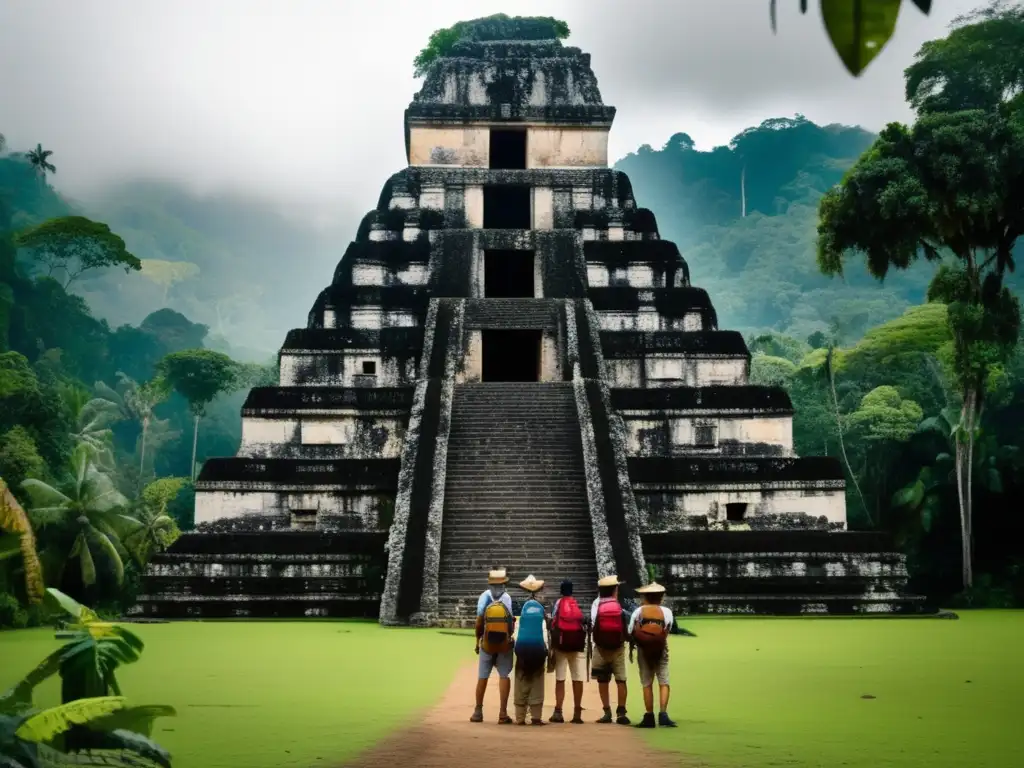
[0,0,981,228]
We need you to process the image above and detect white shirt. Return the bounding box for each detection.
[627,604,674,635]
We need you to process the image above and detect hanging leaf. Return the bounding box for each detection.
[909,0,931,12]
[14,697,125,743]
[770,0,778,33]
[891,478,924,509]
[801,0,809,11]
[820,0,903,76]
[920,494,942,533]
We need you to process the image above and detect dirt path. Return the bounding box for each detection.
[344,661,688,768]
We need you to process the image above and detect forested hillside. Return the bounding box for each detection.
[0,155,350,359]
[615,116,1024,343]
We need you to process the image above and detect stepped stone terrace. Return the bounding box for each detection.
[133,18,930,622]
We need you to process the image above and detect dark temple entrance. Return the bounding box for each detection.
[483,186,531,229]
[489,129,527,170]
[484,250,535,298]
[482,330,541,382]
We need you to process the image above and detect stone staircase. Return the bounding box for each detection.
[437,382,599,625]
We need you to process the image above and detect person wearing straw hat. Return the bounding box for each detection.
[589,574,631,725]
[472,568,515,724]
[511,574,549,725]
[628,581,677,728]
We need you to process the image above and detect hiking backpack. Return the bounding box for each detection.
[632,604,668,664]
[514,599,548,672]
[552,597,586,653]
[479,594,513,655]
[592,598,626,650]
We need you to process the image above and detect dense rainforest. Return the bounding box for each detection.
[3,2,1024,628]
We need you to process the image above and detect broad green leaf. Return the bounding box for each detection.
[891,479,924,509]
[921,494,942,533]
[14,697,125,742]
[821,0,903,76]
[87,705,176,739]
[44,588,99,625]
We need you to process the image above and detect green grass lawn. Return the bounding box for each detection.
[0,620,466,768]
[646,611,1024,768]
[2,612,1021,767]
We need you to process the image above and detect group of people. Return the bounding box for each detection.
[472,569,676,729]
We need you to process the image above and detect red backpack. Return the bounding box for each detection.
[592,598,626,650]
[552,597,586,653]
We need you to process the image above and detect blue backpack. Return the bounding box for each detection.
[514,599,547,673]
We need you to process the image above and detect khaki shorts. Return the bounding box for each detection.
[553,650,585,683]
[637,645,670,687]
[591,646,627,683]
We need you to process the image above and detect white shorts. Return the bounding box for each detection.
[553,650,585,682]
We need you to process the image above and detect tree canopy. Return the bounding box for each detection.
[13,215,141,289]
[156,349,239,418]
[905,0,1024,114]
[413,14,570,76]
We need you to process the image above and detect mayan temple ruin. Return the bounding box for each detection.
[133,17,929,623]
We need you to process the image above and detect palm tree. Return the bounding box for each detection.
[95,374,171,479]
[1,589,175,767]
[20,445,138,592]
[0,478,45,605]
[122,478,184,567]
[26,144,56,189]
[59,384,122,472]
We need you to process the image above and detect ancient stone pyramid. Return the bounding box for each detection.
[134,20,929,623]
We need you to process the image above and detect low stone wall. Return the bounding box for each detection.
[643,531,930,615]
[133,529,386,619]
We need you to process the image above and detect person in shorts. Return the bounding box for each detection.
[590,574,631,725]
[628,581,677,728]
[472,568,515,724]
[548,579,587,723]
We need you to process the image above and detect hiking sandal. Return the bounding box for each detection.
[469,709,484,723]
[497,714,514,725]
[596,710,614,724]
[615,709,631,726]
[548,710,564,723]
[571,711,585,724]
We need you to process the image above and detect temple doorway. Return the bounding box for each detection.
[726,503,748,522]
[484,250,535,298]
[482,330,541,382]
[483,185,531,229]
[489,129,527,169]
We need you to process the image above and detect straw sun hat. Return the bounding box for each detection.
[487,568,509,585]
[519,574,545,592]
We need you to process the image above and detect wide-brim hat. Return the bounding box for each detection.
[488,568,509,584]
[519,574,545,592]
[597,575,623,588]
[635,582,666,595]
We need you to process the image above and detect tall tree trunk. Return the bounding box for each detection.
[139,414,149,477]
[826,351,871,526]
[740,164,747,218]
[955,388,979,590]
[191,414,200,481]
